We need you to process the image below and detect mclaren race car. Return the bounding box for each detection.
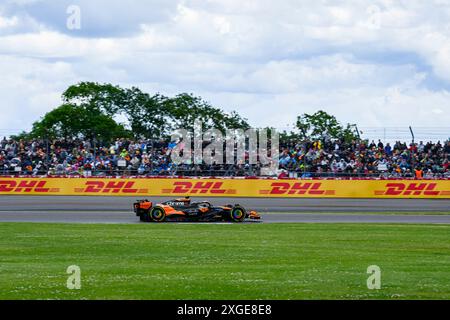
[133,197,261,223]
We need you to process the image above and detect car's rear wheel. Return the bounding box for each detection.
[150,207,166,222]
[230,205,246,223]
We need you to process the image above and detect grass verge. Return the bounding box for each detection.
[1,222,449,299]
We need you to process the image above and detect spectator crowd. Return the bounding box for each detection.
[0,136,449,178]
[278,138,450,179]
[0,137,255,177]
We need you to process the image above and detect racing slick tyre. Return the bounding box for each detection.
[230,205,246,223]
[150,206,166,222]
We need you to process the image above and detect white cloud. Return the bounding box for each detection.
[0,55,79,133]
[0,0,449,139]
[0,15,19,28]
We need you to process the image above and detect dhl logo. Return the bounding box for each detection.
[0,180,59,193]
[74,181,148,194]
[259,182,335,195]
[375,183,450,196]
[162,181,236,194]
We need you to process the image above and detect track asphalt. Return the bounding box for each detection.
[0,196,448,224]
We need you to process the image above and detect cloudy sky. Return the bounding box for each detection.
[0,0,449,140]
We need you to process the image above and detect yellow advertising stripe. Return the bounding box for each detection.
[0,178,449,199]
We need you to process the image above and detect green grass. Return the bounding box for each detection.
[1,222,450,300]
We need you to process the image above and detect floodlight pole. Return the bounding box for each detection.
[354,125,361,140]
[409,126,415,145]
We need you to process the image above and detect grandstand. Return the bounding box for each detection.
[1,127,448,179]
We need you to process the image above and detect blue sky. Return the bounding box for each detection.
[0,0,449,140]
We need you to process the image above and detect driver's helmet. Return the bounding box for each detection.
[176,196,191,204]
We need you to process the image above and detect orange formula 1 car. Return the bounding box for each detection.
[133,197,261,223]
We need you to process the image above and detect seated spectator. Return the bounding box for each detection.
[0,135,447,178]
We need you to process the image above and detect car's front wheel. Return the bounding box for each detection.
[230,205,246,223]
[150,207,166,222]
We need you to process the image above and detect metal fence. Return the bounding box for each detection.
[1,127,449,142]
[1,169,448,179]
[358,127,449,145]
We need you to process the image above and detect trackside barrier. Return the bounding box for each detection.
[0,178,449,199]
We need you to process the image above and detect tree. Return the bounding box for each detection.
[62,82,127,116]
[61,82,250,139]
[122,88,168,139]
[28,104,131,141]
[296,110,359,142]
[164,93,250,133]
[279,130,303,146]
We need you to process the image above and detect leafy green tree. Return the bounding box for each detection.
[28,104,130,141]
[61,82,250,139]
[123,89,168,139]
[62,82,127,116]
[164,93,250,133]
[296,110,359,142]
[279,130,303,146]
